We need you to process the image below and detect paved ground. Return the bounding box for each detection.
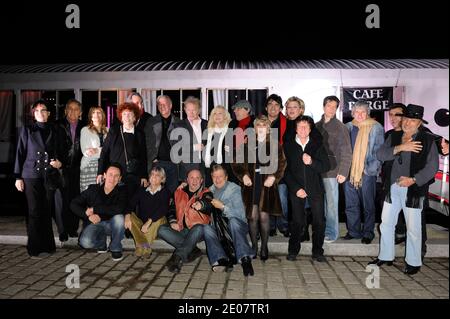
[0,244,448,299]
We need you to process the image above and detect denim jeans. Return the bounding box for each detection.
[204,217,254,265]
[79,214,125,252]
[344,174,376,240]
[323,178,340,241]
[379,183,423,266]
[270,183,289,232]
[153,160,178,194]
[157,224,204,262]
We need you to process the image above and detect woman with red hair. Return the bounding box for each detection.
[97,102,148,197]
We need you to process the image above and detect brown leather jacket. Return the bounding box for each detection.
[174,186,211,230]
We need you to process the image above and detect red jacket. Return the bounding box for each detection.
[174,187,211,230]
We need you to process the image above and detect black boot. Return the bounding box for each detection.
[241,256,254,276]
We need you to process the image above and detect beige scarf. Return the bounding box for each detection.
[349,118,378,188]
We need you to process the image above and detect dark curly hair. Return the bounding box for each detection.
[116,102,141,123]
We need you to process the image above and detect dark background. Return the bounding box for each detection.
[0,1,448,64]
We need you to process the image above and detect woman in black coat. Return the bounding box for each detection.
[283,116,330,262]
[14,100,64,258]
[97,102,148,198]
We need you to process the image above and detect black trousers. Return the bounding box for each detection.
[61,168,81,235]
[24,178,56,256]
[288,192,325,257]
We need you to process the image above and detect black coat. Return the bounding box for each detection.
[98,125,147,178]
[283,136,330,197]
[172,118,208,164]
[55,118,84,169]
[14,123,64,179]
[144,114,180,167]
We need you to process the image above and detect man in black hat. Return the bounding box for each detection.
[371,104,439,275]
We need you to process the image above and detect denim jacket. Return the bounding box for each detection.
[346,121,385,177]
[209,181,247,223]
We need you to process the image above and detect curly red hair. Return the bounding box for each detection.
[116,102,141,123]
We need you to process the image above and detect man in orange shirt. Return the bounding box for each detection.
[158,168,212,273]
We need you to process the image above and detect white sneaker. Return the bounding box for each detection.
[324,237,335,244]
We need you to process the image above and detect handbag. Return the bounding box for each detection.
[120,126,139,174]
[45,167,64,191]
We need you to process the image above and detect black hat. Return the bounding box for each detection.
[399,104,428,124]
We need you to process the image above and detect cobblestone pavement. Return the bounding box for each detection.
[0,245,448,299]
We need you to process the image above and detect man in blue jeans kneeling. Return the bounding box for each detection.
[71,163,127,261]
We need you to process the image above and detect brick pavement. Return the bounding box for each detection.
[0,244,448,300]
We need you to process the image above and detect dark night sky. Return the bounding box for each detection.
[0,1,448,64]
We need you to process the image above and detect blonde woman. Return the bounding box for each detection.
[204,105,231,186]
[80,106,108,192]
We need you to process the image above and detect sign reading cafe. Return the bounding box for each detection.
[342,87,393,112]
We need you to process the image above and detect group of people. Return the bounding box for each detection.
[14,92,448,277]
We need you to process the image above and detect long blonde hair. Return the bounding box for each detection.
[87,106,107,135]
[207,105,231,129]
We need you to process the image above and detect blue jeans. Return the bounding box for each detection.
[323,178,340,241]
[153,160,178,194]
[157,224,204,262]
[204,217,254,265]
[379,183,423,266]
[79,214,125,252]
[344,174,376,240]
[270,183,289,232]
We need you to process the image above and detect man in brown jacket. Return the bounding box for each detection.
[316,96,352,243]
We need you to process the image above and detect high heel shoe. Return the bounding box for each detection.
[260,246,268,262]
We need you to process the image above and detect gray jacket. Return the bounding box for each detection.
[316,115,352,178]
[143,114,179,171]
[209,181,247,223]
[345,120,385,177]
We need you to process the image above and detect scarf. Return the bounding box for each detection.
[349,118,378,188]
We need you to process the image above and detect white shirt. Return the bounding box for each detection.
[146,185,162,195]
[190,118,202,158]
[295,135,309,151]
[123,126,135,134]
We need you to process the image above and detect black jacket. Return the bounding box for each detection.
[70,183,127,221]
[55,118,84,169]
[283,137,330,197]
[172,118,208,164]
[144,114,180,168]
[14,123,64,179]
[98,125,147,178]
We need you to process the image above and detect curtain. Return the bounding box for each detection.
[0,91,13,141]
[141,89,158,115]
[212,89,226,107]
[21,90,42,126]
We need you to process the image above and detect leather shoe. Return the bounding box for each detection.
[59,232,68,242]
[395,236,406,245]
[404,263,420,275]
[312,255,327,262]
[167,254,183,274]
[286,254,297,261]
[269,229,277,237]
[186,247,202,263]
[343,233,355,240]
[361,237,373,244]
[368,258,393,266]
[241,256,254,276]
[260,246,268,262]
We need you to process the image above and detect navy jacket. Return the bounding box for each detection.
[14,123,64,179]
